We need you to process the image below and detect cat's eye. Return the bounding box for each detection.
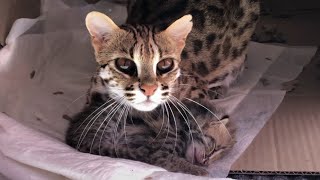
[157,58,174,75]
[115,58,137,76]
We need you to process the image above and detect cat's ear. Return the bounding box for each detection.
[85,11,119,53]
[164,14,193,51]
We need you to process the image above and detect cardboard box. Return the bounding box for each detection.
[231,11,320,175]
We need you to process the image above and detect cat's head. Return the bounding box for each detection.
[86,12,192,111]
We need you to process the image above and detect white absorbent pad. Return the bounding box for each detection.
[0,0,317,179]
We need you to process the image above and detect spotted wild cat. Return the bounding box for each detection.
[66,0,259,176]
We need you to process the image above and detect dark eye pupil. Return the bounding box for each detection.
[157,58,174,75]
[115,58,137,76]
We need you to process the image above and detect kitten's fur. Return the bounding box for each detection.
[66,0,259,176]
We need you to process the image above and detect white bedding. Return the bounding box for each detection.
[0,0,317,179]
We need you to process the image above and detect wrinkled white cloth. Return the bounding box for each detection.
[0,0,317,179]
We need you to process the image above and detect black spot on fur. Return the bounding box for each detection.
[207,5,225,27]
[231,47,240,59]
[223,37,232,57]
[206,33,216,49]
[125,93,135,97]
[208,5,224,17]
[162,85,169,90]
[62,114,73,121]
[189,9,205,30]
[181,50,188,59]
[125,86,134,91]
[193,40,203,55]
[53,91,64,95]
[196,61,209,77]
[231,22,238,29]
[162,92,169,96]
[239,41,249,54]
[235,8,244,20]
[30,70,35,79]
[191,63,196,71]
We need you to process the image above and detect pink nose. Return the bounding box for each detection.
[139,84,158,96]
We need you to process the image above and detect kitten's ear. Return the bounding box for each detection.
[220,118,229,125]
[164,15,193,51]
[85,11,119,53]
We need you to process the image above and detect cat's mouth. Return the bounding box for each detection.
[132,99,159,112]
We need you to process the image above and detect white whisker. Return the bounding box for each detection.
[166,101,178,151]
[77,100,116,150]
[167,97,195,164]
[184,97,233,138]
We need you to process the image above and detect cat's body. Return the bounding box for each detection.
[66,0,259,176]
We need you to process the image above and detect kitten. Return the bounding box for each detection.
[66,0,259,176]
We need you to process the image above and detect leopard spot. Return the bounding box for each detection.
[193,40,203,55]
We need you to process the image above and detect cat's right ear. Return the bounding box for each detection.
[85,11,119,53]
[164,14,193,53]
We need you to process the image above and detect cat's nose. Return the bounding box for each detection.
[139,84,158,96]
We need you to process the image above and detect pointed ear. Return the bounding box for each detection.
[164,15,193,52]
[85,11,119,53]
[220,118,229,126]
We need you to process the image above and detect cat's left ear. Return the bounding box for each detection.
[85,11,120,53]
[164,14,193,52]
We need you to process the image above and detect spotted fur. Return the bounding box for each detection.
[66,0,259,176]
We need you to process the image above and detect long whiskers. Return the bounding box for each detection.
[77,100,116,149]
[160,102,171,150]
[184,97,233,139]
[74,98,113,133]
[97,98,126,155]
[113,101,129,157]
[64,93,88,114]
[166,101,178,152]
[169,95,204,138]
[167,97,196,164]
[151,104,166,143]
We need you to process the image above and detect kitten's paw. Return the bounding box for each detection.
[185,141,206,165]
[202,118,234,166]
[185,118,234,166]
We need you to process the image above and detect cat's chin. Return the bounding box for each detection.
[131,101,160,112]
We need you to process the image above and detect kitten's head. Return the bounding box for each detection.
[86,12,192,111]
